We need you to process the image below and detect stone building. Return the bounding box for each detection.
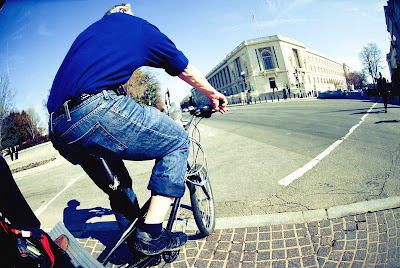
[385,0,400,95]
[190,35,349,106]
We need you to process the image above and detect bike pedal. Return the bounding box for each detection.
[162,249,180,263]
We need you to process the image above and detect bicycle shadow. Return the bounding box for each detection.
[61,200,205,266]
[62,199,134,265]
[63,199,113,235]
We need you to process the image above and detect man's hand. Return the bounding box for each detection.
[178,64,228,114]
[209,92,228,114]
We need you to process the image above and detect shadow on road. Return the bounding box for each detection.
[352,110,385,115]
[62,199,133,265]
[62,199,201,266]
[375,120,400,124]
[63,199,113,235]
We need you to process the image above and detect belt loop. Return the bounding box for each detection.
[63,101,71,122]
[50,112,54,133]
[102,90,109,100]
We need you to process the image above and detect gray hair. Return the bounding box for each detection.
[103,3,132,18]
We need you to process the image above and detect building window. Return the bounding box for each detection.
[292,48,302,68]
[217,73,222,87]
[223,69,227,85]
[260,48,274,70]
[234,57,242,77]
[223,71,227,85]
[226,66,232,83]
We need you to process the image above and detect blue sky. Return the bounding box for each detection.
[0,0,390,126]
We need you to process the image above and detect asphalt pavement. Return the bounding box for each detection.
[5,96,400,267]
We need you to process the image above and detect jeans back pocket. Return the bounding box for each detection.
[67,122,127,158]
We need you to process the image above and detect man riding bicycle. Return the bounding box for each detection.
[47,3,227,256]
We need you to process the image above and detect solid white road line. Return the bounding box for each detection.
[278,102,378,186]
[35,174,84,217]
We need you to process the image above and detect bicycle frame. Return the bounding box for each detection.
[96,158,183,266]
[97,108,214,266]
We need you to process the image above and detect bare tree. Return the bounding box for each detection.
[0,75,15,147]
[359,43,384,86]
[346,71,367,89]
[26,108,41,138]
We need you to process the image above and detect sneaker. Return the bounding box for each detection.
[133,228,188,255]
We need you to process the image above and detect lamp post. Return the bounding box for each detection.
[293,67,301,97]
[165,89,171,114]
[241,71,251,104]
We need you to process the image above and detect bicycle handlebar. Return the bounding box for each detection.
[189,100,225,118]
[189,106,214,118]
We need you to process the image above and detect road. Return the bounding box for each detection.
[197,98,400,215]
[13,98,400,230]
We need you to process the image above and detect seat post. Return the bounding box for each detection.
[100,158,115,183]
[99,158,142,221]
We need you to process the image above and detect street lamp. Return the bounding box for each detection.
[164,89,171,114]
[293,67,301,97]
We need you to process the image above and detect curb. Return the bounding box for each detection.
[13,156,67,179]
[213,196,400,230]
[226,96,317,108]
[65,196,400,234]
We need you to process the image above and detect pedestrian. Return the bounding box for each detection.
[387,81,393,103]
[47,3,227,256]
[9,147,13,161]
[377,72,389,113]
[14,145,18,160]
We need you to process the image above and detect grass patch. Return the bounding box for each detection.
[11,158,57,174]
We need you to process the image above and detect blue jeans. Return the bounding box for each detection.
[49,90,190,229]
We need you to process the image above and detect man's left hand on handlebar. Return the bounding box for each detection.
[210,93,228,114]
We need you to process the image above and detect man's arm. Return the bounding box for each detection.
[178,64,227,113]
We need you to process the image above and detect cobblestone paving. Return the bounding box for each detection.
[77,208,400,267]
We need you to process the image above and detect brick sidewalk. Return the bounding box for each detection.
[77,208,400,267]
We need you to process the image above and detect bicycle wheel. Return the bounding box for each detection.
[188,164,215,236]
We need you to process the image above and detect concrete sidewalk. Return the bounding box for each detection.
[75,200,400,267]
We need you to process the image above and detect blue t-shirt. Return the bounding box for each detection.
[47,13,188,113]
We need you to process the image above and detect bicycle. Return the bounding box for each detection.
[96,105,217,267]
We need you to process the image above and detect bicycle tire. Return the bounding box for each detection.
[188,164,215,236]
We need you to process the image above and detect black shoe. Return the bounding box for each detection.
[133,228,188,255]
